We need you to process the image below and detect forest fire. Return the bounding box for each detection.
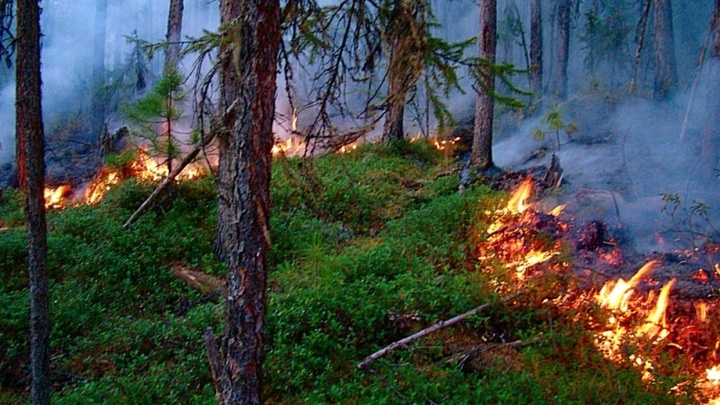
[476,175,720,402]
[43,149,204,209]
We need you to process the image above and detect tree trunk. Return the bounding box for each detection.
[470,0,497,169]
[629,0,652,93]
[701,0,720,174]
[553,0,570,99]
[210,0,280,403]
[91,0,107,142]
[529,0,543,97]
[166,0,184,70]
[653,0,677,100]
[17,1,49,404]
[382,0,426,143]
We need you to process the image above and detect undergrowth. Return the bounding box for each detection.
[0,140,694,404]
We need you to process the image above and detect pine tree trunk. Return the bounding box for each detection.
[17,1,49,404]
[653,0,677,100]
[166,0,184,70]
[529,0,543,97]
[470,0,497,170]
[211,0,280,403]
[91,0,107,142]
[629,0,652,93]
[383,38,406,142]
[702,0,720,174]
[553,0,570,99]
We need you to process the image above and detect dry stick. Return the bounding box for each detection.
[679,17,714,143]
[356,302,492,370]
[123,131,216,229]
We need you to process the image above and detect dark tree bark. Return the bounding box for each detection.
[91,0,107,142]
[209,0,280,403]
[529,0,542,97]
[702,0,720,174]
[382,0,426,143]
[652,0,677,100]
[16,1,49,404]
[629,0,652,93]
[470,0,497,169]
[553,0,571,99]
[165,0,184,69]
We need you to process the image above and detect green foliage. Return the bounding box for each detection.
[123,68,187,170]
[532,106,579,149]
[0,143,696,404]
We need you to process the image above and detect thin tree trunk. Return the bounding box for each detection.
[530,0,543,97]
[470,0,497,169]
[629,0,652,93]
[701,0,720,174]
[383,39,406,142]
[91,0,107,142]
[210,0,280,403]
[166,0,184,70]
[652,0,677,100]
[553,0,570,99]
[17,0,49,403]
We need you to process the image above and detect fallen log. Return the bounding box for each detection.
[356,302,492,370]
[172,263,225,299]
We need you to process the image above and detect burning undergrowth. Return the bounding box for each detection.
[474,169,720,402]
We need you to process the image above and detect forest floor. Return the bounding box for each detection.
[0,138,718,404]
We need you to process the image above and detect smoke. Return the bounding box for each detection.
[0,0,219,165]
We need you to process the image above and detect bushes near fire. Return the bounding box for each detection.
[0,141,701,403]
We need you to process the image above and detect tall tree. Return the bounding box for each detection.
[629,0,652,93]
[702,0,720,174]
[382,0,427,142]
[207,0,280,403]
[553,0,571,99]
[166,0,184,70]
[529,0,542,97]
[91,0,107,141]
[470,0,497,169]
[16,0,49,403]
[652,0,677,100]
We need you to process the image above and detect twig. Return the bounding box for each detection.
[357,302,492,370]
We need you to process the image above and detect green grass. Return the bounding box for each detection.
[0,139,698,404]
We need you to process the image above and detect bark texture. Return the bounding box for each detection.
[553,0,571,99]
[382,0,426,142]
[652,0,677,100]
[629,0,652,93]
[701,0,720,174]
[470,0,497,169]
[529,0,543,97]
[165,0,184,69]
[16,0,49,403]
[211,0,280,403]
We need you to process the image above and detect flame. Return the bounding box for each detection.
[636,278,676,340]
[338,143,358,154]
[597,260,658,312]
[84,170,120,205]
[272,137,304,156]
[432,136,461,151]
[44,185,71,209]
[291,108,298,132]
[696,301,708,322]
[507,178,535,214]
[708,366,720,385]
[548,204,566,216]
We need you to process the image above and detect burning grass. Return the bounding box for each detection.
[3,141,720,403]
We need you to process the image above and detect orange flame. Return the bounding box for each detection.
[636,278,676,340]
[597,260,658,312]
[507,178,535,214]
[44,185,71,209]
[548,204,566,217]
[291,108,298,132]
[84,170,120,205]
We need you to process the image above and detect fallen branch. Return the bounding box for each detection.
[356,302,492,370]
[123,131,216,228]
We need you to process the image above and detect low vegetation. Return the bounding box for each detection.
[0,141,694,403]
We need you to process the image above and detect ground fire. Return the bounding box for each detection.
[476,175,720,403]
